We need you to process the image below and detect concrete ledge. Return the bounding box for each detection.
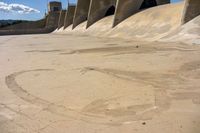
[58,10,67,29]
[87,0,117,28]
[73,0,91,29]
[64,5,76,29]
[182,0,200,24]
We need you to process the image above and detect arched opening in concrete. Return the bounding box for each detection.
[87,0,117,28]
[140,0,157,10]
[105,6,115,16]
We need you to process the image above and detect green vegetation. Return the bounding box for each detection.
[0,20,31,28]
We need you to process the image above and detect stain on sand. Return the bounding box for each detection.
[60,45,196,55]
[80,61,200,120]
[3,68,169,125]
[25,49,62,53]
[4,59,200,125]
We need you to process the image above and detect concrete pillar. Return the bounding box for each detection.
[87,0,117,28]
[64,5,76,29]
[113,0,170,27]
[46,11,60,29]
[58,10,67,29]
[45,1,62,30]
[73,0,91,29]
[182,0,200,24]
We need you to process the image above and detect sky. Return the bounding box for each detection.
[0,0,182,20]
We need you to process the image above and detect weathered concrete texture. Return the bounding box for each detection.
[64,5,76,29]
[182,0,200,24]
[73,0,91,29]
[46,11,60,29]
[58,10,67,29]
[113,0,170,27]
[87,0,117,28]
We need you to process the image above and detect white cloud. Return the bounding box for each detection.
[0,2,40,14]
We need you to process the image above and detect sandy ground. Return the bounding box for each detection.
[0,34,200,133]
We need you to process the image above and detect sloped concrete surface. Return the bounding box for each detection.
[59,3,184,41]
[162,15,200,44]
[1,34,200,133]
[109,3,183,41]
[113,0,170,27]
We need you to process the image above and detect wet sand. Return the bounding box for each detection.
[0,34,200,133]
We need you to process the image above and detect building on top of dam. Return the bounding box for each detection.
[48,1,62,12]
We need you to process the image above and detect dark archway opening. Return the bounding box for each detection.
[105,6,115,16]
[140,0,157,10]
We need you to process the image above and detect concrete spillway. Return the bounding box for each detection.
[110,3,183,41]
[57,0,200,44]
[63,3,184,41]
[113,0,170,27]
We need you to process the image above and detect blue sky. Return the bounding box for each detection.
[0,0,182,20]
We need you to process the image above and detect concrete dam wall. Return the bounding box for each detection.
[57,0,199,43]
[46,11,60,29]
[63,3,183,41]
[113,0,170,27]
[0,0,200,44]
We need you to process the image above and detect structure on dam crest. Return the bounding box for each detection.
[0,0,199,44]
